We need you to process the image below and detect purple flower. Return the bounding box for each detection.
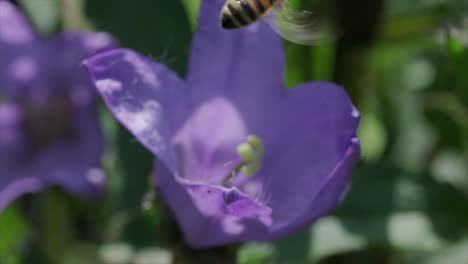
[85,0,360,248]
[0,1,115,212]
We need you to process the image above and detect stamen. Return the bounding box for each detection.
[221,134,265,186]
[247,135,264,156]
[241,161,261,176]
[237,142,257,161]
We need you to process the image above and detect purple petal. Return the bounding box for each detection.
[157,163,271,248]
[179,178,272,226]
[172,97,246,184]
[188,0,286,104]
[75,31,116,55]
[0,102,106,213]
[0,44,42,96]
[159,138,359,247]
[185,0,289,160]
[48,31,116,76]
[85,49,189,172]
[0,103,27,168]
[0,1,35,45]
[1,31,115,98]
[0,177,44,212]
[0,103,23,127]
[256,82,360,232]
[41,31,116,98]
[35,105,106,196]
[158,82,360,247]
[274,137,360,237]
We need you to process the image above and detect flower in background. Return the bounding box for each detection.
[0,0,115,212]
[85,0,360,248]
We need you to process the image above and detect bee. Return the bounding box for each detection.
[220,0,325,45]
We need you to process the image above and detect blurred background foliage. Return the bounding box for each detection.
[1,0,468,263]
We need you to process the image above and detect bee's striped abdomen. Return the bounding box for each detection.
[221,0,277,29]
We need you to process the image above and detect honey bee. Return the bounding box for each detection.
[220,0,325,45]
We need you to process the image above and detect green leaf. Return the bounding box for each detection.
[41,189,76,264]
[0,205,30,264]
[181,0,201,31]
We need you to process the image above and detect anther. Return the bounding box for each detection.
[222,134,265,186]
[237,142,257,161]
[241,161,261,176]
[247,135,264,156]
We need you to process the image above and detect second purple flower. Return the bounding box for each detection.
[0,0,115,212]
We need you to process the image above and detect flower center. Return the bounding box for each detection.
[222,135,264,186]
[21,96,75,155]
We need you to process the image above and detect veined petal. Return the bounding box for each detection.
[188,0,286,104]
[178,178,272,226]
[0,1,36,45]
[85,49,189,173]
[157,163,271,248]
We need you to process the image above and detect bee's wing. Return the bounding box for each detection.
[263,4,331,45]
